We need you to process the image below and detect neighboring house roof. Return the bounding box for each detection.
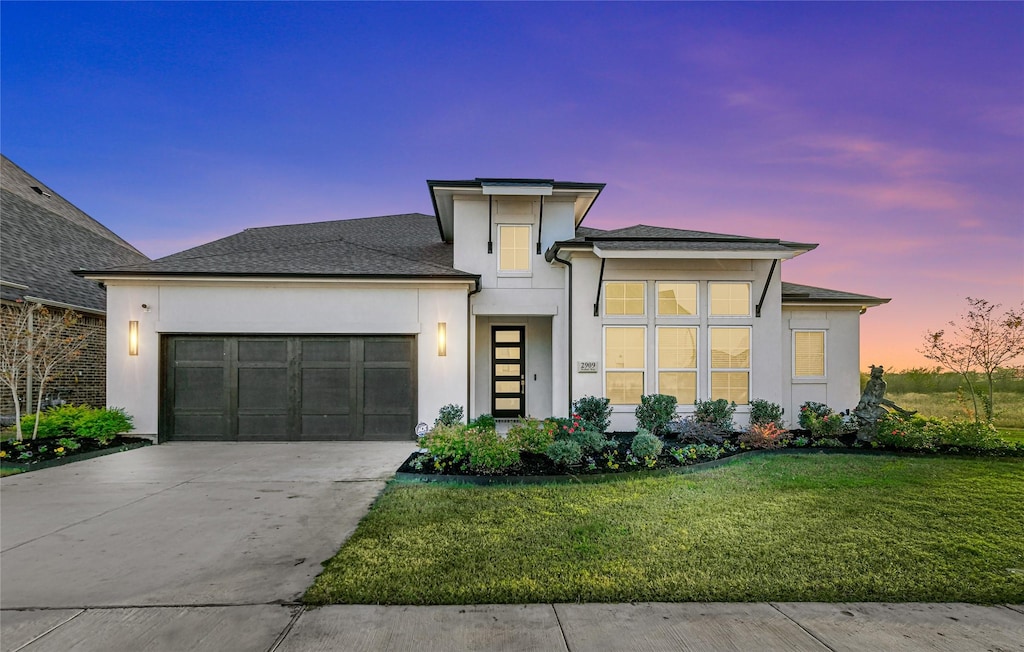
[546,223,818,260]
[0,155,150,312]
[83,213,479,281]
[781,282,890,307]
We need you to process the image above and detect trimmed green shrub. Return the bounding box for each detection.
[21,406,133,444]
[573,396,612,434]
[20,404,92,438]
[469,414,496,431]
[434,404,464,428]
[73,408,134,443]
[546,439,583,467]
[509,418,554,454]
[570,429,613,455]
[635,394,678,435]
[798,402,832,430]
[420,424,472,464]
[465,428,520,473]
[630,429,663,459]
[693,398,736,431]
[749,399,784,429]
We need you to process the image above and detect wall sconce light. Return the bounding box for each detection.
[128,321,139,356]
[437,322,446,357]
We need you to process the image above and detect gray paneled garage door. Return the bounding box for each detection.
[162,335,416,441]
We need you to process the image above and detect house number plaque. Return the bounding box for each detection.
[578,361,598,373]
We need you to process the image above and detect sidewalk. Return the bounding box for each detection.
[3,601,1022,651]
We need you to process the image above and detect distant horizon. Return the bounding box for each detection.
[2,2,1021,372]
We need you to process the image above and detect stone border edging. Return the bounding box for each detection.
[391,447,922,486]
[0,441,151,474]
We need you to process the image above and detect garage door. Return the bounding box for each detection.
[162,335,416,441]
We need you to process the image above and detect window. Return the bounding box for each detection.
[657,282,697,316]
[710,327,750,404]
[498,225,531,272]
[709,282,751,316]
[605,326,645,404]
[658,327,697,405]
[794,330,826,377]
[605,282,645,316]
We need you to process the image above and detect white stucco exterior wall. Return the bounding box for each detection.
[104,280,470,437]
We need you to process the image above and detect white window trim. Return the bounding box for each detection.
[655,281,700,318]
[496,224,532,277]
[709,325,751,405]
[792,329,827,379]
[708,281,752,318]
[602,281,647,319]
[656,325,699,405]
[603,325,646,406]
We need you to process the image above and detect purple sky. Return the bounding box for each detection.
[2,2,1022,370]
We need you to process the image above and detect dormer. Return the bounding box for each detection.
[428,178,604,280]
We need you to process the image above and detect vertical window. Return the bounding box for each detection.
[794,330,826,377]
[605,327,645,404]
[657,282,698,316]
[658,327,697,405]
[498,225,531,272]
[605,282,645,316]
[710,327,750,404]
[709,282,751,316]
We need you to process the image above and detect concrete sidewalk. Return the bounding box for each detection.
[3,601,1022,651]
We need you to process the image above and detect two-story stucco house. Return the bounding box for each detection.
[81,178,888,441]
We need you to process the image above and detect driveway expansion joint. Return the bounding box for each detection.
[5,608,84,652]
[549,604,574,652]
[1005,604,1024,615]
[769,602,838,652]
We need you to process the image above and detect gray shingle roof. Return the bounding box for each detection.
[782,282,889,305]
[88,213,477,279]
[1,157,150,312]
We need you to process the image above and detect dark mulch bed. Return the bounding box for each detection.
[1,435,151,469]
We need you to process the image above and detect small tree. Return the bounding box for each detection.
[920,297,1024,422]
[0,302,98,440]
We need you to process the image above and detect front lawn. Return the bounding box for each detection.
[305,454,1024,605]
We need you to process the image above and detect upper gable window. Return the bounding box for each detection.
[709,282,751,317]
[498,225,531,273]
[605,282,645,316]
[657,282,698,316]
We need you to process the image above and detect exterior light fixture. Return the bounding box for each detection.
[128,321,139,356]
[437,322,447,356]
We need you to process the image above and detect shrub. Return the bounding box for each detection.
[573,396,612,434]
[669,416,727,445]
[508,418,554,454]
[73,408,134,443]
[798,402,832,430]
[630,429,664,460]
[434,404,464,428]
[420,424,472,464]
[465,428,520,473]
[571,429,613,455]
[669,443,723,465]
[20,404,92,438]
[871,413,935,451]
[635,394,678,435]
[693,398,736,431]
[546,439,583,467]
[469,414,496,431]
[739,422,788,449]
[749,399,784,429]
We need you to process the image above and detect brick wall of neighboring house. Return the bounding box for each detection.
[0,304,106,422]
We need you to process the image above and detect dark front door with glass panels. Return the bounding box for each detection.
[492,326,525,418]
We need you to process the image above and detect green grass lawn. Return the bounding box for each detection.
[305,454,1024,605]
[887,391,1023,429]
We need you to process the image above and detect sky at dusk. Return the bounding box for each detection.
[2,2,1022,371]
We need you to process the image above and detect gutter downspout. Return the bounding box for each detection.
[466,279,482,423]
[536,196,544,255]
[755,259,779,318]
[552,252,573,416]
[487,196,493,254]
[593,258,606,317]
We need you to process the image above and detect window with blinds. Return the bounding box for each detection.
[605,326,645,404]
[658,326,697,405]
[710,326,750,404]
[794,330,826,377]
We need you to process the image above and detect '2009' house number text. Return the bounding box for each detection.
[578,361,598,373]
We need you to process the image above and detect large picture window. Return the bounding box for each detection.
[657,282,698,316]
[605,282,645,316]
[709,282,751,317]
[498,225,531,272]
[658,327,697,405]
[605,326,645,404]
[794,330,826,377]
[710,327,750,404]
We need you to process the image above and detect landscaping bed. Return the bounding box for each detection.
[1,435,150,473]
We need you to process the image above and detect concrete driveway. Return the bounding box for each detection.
[1,442,413,649]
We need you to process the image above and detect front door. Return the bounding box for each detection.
[492,326,525,418]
